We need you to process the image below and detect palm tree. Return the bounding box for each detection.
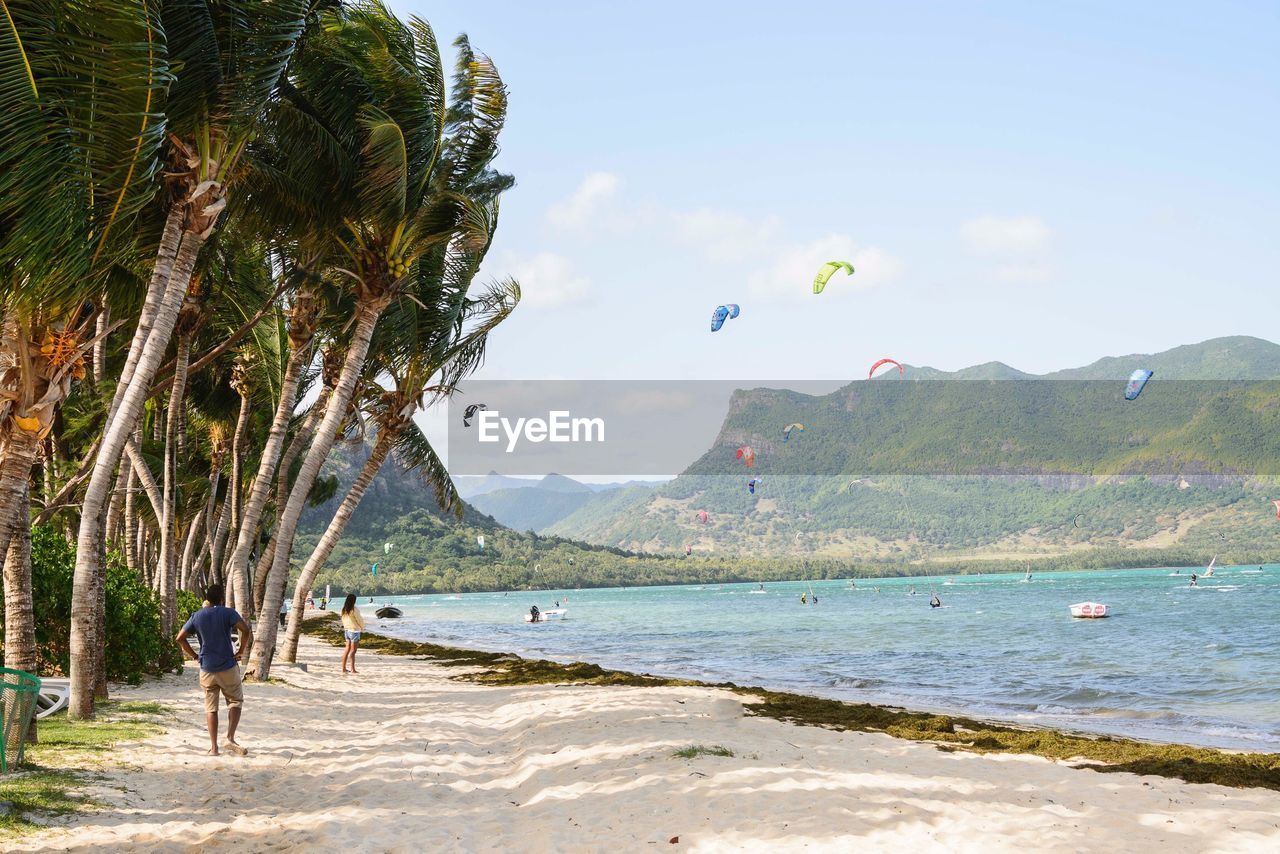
[1,2,169,690]
[68,0,312,719]
[279,272,519,661]
[219,277,322,618]
[246,4,513,679]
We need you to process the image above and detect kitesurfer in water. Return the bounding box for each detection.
[930,593,941,608]
[529,605,541,623]
[1189,573,1198,587]
[800,592,807,604]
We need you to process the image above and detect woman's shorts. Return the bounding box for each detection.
[344,630,362,642]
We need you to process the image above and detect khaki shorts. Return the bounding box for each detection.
[199,666,244,714]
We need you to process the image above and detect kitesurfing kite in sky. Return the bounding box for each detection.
[1125,369,1153,400]
[868,358,903,379]
[1273,499,1280,520]
[783,423,804,442]
[812,261,854,294]
[748,477,763,495]
[462,403,487,426]
[736,445,756,467]
[695,510,709,524]
[710,303,740,332]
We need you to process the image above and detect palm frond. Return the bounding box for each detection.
[393,421,460,517]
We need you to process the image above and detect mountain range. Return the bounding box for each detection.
[299,337,1280,590]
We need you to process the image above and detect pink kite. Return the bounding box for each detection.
[868,358,904,379]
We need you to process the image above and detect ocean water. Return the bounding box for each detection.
[366,565,1280,751]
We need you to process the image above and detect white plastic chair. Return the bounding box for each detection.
[35,677,70,719]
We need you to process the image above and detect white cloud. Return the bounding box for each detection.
[547,172,621,229]
[960,215,1050,253]
[501,251,590,308]
[671,208,782,264]
[747,234,902,300]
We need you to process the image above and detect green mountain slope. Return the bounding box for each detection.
[549,337,1280,561]
[469,487,596,532]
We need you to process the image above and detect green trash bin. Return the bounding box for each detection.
[1,667,41,772]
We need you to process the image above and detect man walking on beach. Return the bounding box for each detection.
[176,584,253,756]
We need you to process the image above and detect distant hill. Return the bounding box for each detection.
[868,336,1280,381]
[452,471,538,499]
[470,487,595,533]
[1046,336,1280,380]
[467,473,658,532]
[298,337,1280,592]
[549,337,1280,560]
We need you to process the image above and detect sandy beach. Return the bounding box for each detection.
[8,634,1278,853]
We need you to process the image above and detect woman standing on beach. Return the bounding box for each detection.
[340,594,366,674]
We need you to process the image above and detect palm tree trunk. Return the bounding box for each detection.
[0,425,41,563]
[124,437,162,525]
[103,461,127,552]
[207,489,233,587]
[158,335,191,635]
[247,300,385,680]
[252,385,329,613]
[124,465,138,572]
[222,344,310,621]
[281,430,395,662]
[3,483,37,742]
[70,210,200,720]
[179,510,205,593]
[225,391,251,612]
[93,302,109,386]
[3,482,36,675]
[250,533,277,615]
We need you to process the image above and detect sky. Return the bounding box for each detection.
[389,0,1279,383]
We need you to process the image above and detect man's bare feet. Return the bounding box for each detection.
[207,747,220,756]
[224,741,248,756]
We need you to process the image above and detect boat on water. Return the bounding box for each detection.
[524,607,567,623]
[1069,602,1108,619]
[375,606,403,619]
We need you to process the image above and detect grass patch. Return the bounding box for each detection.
[672,745,734,759]
[302,615,1280,792]
[0,699,167,838]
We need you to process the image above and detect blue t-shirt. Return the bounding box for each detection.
[181,606,243,673]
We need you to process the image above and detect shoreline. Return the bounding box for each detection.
[12,628,1280,851]
[301,615,1280,792]
[363,627,1274,755]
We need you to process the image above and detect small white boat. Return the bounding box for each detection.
[524,608,567,623]
[1069,602,1108,619]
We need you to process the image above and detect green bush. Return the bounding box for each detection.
[1,526,183,683]
[176,589,203,627]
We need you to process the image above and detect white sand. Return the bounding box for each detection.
[13,634,1280,852]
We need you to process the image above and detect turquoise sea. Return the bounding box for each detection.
[367,565,1280,751]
